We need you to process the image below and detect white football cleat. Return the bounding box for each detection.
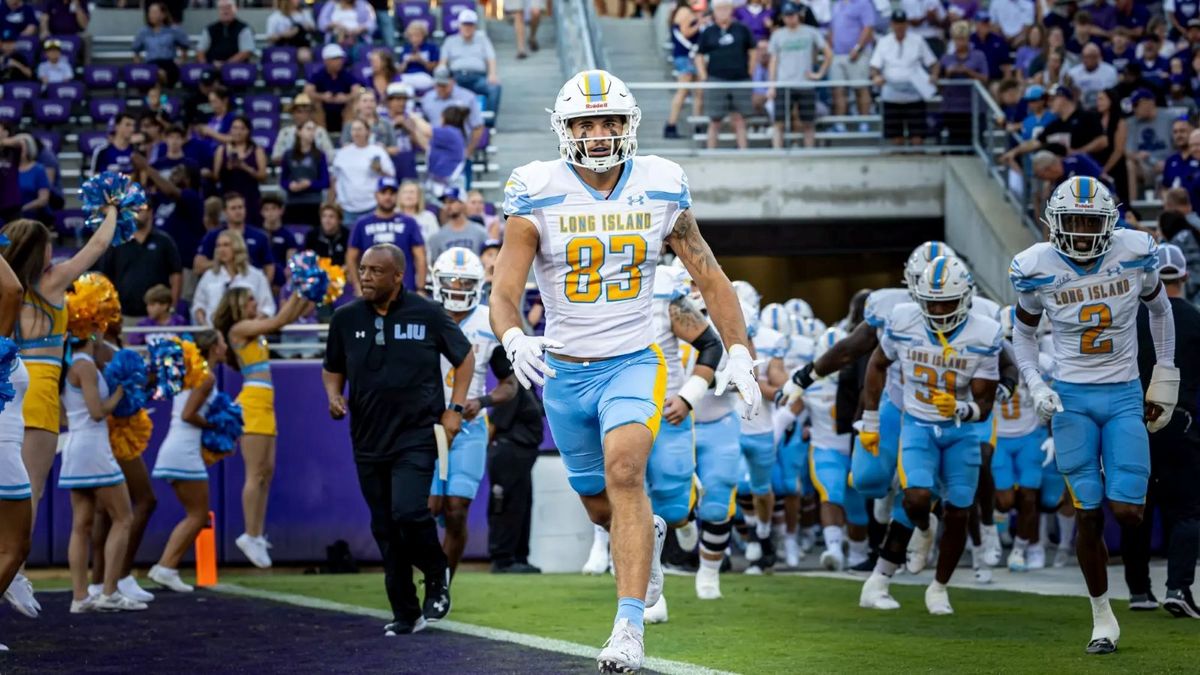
[925,583,954,615]
[1026,544,1046,570]
[970,546,993,583]
[820,547,845,571]
[744,539,763,563]
[118,575,155,602]
[94,592,148,612]
[644,595,668,624]
[784,538,802,568]
[236,533,273,569]
[695,565,722,600]
[1054,545,1073,568]
[1007,547,1028,572]
[675,521,698,552]
[981,525,1002,567]
[149,564,194,593]
[645,515,667,607]
[87,583,103,599]
[859,572,900,610]
[798,527,816,554]
[1087,604,1121,654]
[597,619,644,673]
[583,526,612,575]
[4,574,39,618]
[906,514,937,574]
[69,595,98,614]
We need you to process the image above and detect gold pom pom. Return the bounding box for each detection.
[202,447,233,466]
[319,257,346,306]
[181,339,210,390]
[66,273,122,340]
[108,409,153,461]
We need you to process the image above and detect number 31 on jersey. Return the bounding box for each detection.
[564,235,647,303]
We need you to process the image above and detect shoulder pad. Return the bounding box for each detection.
[1009,243,1057,293]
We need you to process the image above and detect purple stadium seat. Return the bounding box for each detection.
[398,1,434,29]
[55,209,87,239]
[249,115,279,134]
[263,62,299,88]
[32,99,72,126]
[220,62,258,89]
[46,81,84,102]
[180,63,214,87]
[124,64,160,90]
[243,94,280,117]
[78,131,108,156]
[33,130,62,154]
[441,0,476,35]
[12,36,36,60]
[89,98,126,123]
[0,100,25,124]
[251,131,274,155]
[83,65,120,89]
[50,34,83,62]
[2,82,37,101]
[263,46,297,65]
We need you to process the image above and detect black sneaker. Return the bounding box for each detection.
[384,616,427,636]
[663,124,681,139]
[1129,591,1159,611]
[1085,637,1117,654]
[491,561,542,574]
[423,570,451,622]
[1164,589,1200,619]
[758,535,777,570]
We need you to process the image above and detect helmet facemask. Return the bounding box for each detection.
[434,273,481,312]
[1048,211,1116,262]
[551,110,641,173]
[916,291,972,333]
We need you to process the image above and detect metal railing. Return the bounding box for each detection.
[968,80,1044,236]
[554,0,607,80]
[122,323,329,360]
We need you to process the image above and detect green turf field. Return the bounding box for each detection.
[230,572,1198,673]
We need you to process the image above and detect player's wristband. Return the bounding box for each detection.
[792,362,815,390]
[447,402,465,415]
[959,401,981,422]
[677,375,709,410]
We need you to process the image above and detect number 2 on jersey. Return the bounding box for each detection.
[912,365,957,404]
[1078,303,1113,354]
[564,235,647,303]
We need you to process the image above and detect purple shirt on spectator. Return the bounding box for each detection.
[1104,44,1136,73]
[939,48,988,112]
[1086,2,1117,32]
[1140,56,1172,93]
[970,32,1011,80]
[830,0,877,55]
[734,4,774,43]
[398,41,438,75]
[1116,3,1151,34]
[40,0,87,35]
[945,0,979,21]
[348,212,423,289]
[127,313,187,346]
[426,126,465,181]
[0,2,38,41]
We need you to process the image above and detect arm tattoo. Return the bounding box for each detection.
[669,295,707,334]
[668,209,719,276]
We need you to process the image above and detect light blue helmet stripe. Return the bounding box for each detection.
[931,257,947,290]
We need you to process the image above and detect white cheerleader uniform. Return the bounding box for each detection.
[0,358,31,500]
[151,388,217,482]
[57,354,124,490]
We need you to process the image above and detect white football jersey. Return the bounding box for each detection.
[651,266,691,397]
[784,334,816,372]
[973,296,1002,321]
[441,305,501,402]
[880,303,1003,424]
[740,326,788,435]
[503,156,691,359]
[804,379,850,453]
[864,287,910,408]
[1010,229,1160,385]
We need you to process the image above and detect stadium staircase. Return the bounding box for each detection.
[485,17,561,186]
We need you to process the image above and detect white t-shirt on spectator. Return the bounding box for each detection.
[1065,62,1118,109]
[191,265,276,326]
[800,0,832,26]
[410,210,440,243]
[990,0,1035,41]
[901,0,946,41]
[266,10,316,41]
[869,31,936,103]
[332,144,395,213]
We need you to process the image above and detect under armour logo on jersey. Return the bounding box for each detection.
[355,331,366,339]
[395,323,426,341]
[627,194,645,206]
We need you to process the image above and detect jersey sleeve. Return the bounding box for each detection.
[969,323,1003,382]
[502,162,560,218]
[1009,248,1053,313]
[879,319,903,362]
[1119,230,1161,292]
[643,156,693,238]
[863,291,886,328]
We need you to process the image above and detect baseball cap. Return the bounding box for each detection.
[434,65,453,85]
[1023,84,1046,101]
[322,43,346,61]
[377,176,399,192]
[457,9,478,24]
[441,187,462,202]
[890,9,907,23]
[386,82,414,99]
[1130,88,1155,106]
[1049,84,1074,101]
[43,38,62,51]
[290,93,313,109]
[781,2,800,15]
[1156,243,1188,280]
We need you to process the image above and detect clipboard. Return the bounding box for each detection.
[434,423,449,481]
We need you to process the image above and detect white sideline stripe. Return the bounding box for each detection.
[214,583,738,675]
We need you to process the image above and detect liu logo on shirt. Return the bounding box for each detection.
[395,323,426,341]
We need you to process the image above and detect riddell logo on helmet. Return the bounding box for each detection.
[585,102,610,109]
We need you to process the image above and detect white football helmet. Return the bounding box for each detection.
[431,247,485,312]
[904,241,958,292]
[732,280,761,314]
[549,69,641,173]
[784,298,814,322]
[741,300,761,335]
[760,303,793,337]
[913,256,974,333]
[813,327,847,380]
[794,316,827,339]
[1044,175,1119,262]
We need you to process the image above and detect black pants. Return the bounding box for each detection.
[1122,410,1200,594]
[356,447,448,623]
[487,438,539,566]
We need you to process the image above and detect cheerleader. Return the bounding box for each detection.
[212,288,311,568]
[0,250,31,649]
[1,206,118,612]
[149,330,226,592]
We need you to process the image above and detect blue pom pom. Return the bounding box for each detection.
[104,349,149,417]
[147,337,186,401]
[202,392,244,455]
[287,250,330,303]
[0,337,18,415]
[79,171,147,246]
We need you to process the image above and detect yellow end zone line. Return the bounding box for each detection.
[213,583,739,675]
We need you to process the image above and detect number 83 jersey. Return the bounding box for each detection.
[503,156,692,358]
[1009,229,1159,385]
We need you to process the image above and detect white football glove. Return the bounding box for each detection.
[714,344,763,419]
[501,327,565,389]
[1146,364,1180,433]
[1028,380,1063,423]
[772,406,797,447]
[1040,436,1055,468]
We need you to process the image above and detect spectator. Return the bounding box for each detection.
[870,10,936,146]
[829,0,878,132]
[508,0,543,59]
[1045,24,1080,70]
[1,0,38,42]
[196,86,236,150]
[465,189,498,234]
[944,0,978,22]
[191,229,275,326]
[426,188,488,260]
[698,0,754,150]
[1167,81,1198,119]
[132,2,190,87]
[1137,33,1172,97]
[30,132,61,212]
[38,0,88,39]
[736,0,775,43]
[1031,149,1111,199]
[90,113,138,177]
[1066,8,1104,54]
[751,39,772,116]
[1144,16,1177,60]
[439,10,501,115]
[272,93,335,164]
[266,0,317,65]
[151,124,200,176]
[1005,84,1057,179]
[1000,85,1108,165]
[416,106,468,198]
[1158,207,1200,299]
[202,195,223,234]
[197,0,255,66]
[137,112,166,163]
[420,67,485,160]
[346,176,425,292]
[280,120,330,228]
[0,33,33,82]
[664,0,703,140]
[399,180,439,242]
[36,39,72,84]
[1161,119,1198,192]
[362,48,400,101]
[1125,88,1176,200]
[260,194,301,291]
[398,21,437,92]
[1065,42,1119,109]
[1094,87,1130,204]
[194,193,276,278]
[16,135,49,224]
[304,43,357,134]
[768,3,831,149]
[1166,0,1200,39]
[384,82,430,183]
[902,0,947,57]
[317,0,376,62]
[485,383,544,575]
[1104,27,1136,74]
[181,69,219,135]
[94,205,182,322]
[970,11,1013,80]
[127,285,186,346]
[989,0,1034,46]
[304,202,350,266]
[341,89,395,149]
[1180,129,1200,207]
[332,118,395,223]
[138,156,206,286]
[1114,0,1149,38]
[934,20,988,146]
[215,117,268,226]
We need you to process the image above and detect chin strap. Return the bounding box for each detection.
[935,329,958,361]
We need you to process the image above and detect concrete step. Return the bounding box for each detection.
[595,16,690,150]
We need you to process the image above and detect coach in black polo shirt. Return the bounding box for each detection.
[322,243,475,635]
[94,205,182,319]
